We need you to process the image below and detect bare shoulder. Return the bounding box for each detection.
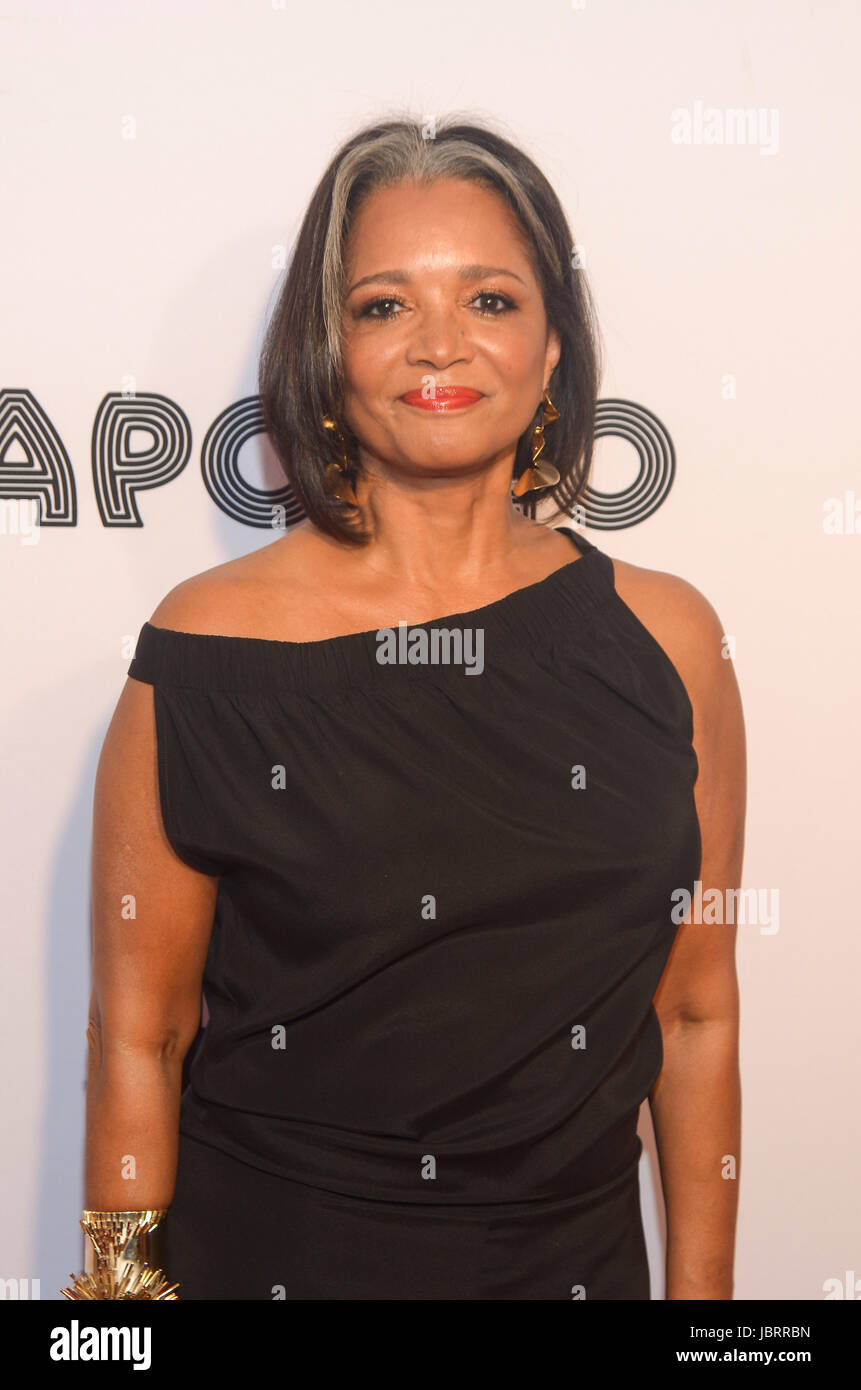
[606,553,734,707]
[148,553,263,636]
[147,526,316,636]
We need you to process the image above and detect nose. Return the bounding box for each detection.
[405,302,472,371]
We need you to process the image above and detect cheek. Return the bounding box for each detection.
[481,322,546,383]
[341,333,401,404]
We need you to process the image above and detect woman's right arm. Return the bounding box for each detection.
[85,670,219,1211]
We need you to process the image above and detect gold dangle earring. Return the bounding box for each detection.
[511,391,562,497]
[321,415,359,506]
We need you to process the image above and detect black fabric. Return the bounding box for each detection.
[128,526,701,1299]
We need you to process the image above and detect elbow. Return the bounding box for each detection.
[86,1015,103,1066]
[88,1020,198,1069]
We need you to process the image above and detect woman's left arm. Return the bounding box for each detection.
[615,562,747,1300]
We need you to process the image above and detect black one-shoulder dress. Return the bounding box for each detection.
[127,526,701,1300]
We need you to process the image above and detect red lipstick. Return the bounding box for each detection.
[400,386,483,412]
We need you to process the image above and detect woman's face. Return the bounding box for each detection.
[339,177,561,484]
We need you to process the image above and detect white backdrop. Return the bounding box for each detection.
[2,0,859,1301]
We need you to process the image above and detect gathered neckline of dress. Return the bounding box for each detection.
[128,527,612,694]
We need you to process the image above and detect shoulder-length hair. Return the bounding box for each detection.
[258,114,603,546]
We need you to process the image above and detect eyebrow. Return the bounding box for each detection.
[346,264,528,296]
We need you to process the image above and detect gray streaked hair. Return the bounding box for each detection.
[321,120,560,382]
[259,112,602,546]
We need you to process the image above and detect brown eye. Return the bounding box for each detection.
[360,297,403,320]
[472,292,515,315]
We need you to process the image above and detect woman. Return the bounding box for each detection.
[67,116,744,1301]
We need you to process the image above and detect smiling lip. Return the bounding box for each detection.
[399,387,483,411]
